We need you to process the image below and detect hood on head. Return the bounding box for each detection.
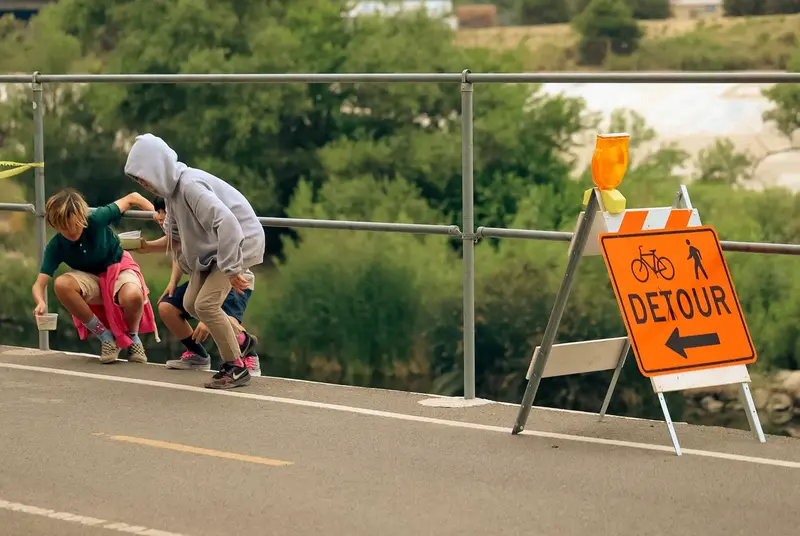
[124,134,186,198]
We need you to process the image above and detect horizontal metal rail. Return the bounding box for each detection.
[466,71,800,84]
[101,209,461,236]
[0,202,35,213]
[2,71,800,85]
[78,211,800,252]
[0,73,464,84]
[258,216,460,235]
[477,227,573,242]
[719,241,800,255]
[476,226,800,255]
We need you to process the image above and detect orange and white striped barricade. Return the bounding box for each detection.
[511,135,764,456]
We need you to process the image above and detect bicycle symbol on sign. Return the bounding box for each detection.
[630,245,675,283]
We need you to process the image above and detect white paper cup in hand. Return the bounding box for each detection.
[35,313,58,331]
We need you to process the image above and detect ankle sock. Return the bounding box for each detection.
[84,315,115,343]
[181,337,209,358]
[237,332,246,346]
[233,357,245,368]
[128,332,142,345]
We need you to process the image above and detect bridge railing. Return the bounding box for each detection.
[2,70,800,400]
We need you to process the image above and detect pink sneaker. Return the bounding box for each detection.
[243,354,261,377]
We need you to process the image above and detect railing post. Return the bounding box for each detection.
[32,72,49,351]
[461,69,475,400]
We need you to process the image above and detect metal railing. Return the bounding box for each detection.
[2,70,800,400]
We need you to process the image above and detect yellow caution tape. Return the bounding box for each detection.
[0,161,44,180]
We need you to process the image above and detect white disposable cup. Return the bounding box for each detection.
[35,313,58,331]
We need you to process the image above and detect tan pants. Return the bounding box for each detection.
[68,269,142,304]
[183,268,240,362]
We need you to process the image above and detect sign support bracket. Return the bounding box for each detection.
[598,338,631,421]
[657,392,682,455]
[739,380,766,442]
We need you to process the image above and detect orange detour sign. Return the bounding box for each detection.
[599,226,756,377]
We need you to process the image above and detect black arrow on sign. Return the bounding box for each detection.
[665,327,721,359]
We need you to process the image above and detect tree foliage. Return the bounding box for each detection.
[518,0,572,25]
[724,0,800,15]
[762,49,800,143]
[566,0,671,19]
[573,0,643,65]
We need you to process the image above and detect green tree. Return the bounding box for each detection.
[573,0,642,65]
[694,139,753,186]
[723,0,765,16]
[627,0,671,19]
[518,0,572,25]
[0,0,587,258]
[764,0,800,14]
[571,0,670,19]
[762,49,799,160]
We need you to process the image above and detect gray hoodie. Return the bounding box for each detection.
[124,134,265,276]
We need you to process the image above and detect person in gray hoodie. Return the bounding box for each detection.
[124,133,265,389]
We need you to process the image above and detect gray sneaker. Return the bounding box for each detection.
[99,340,120,364]
[126,342,148,364]
[166,351,211,370]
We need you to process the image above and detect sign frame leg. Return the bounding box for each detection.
[512,189,601,435]
[598,338,631,422]
[738,383,766,443]
[656,392,682,456]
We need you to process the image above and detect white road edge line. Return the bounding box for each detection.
[1,362,797,469]
[0,497,189,536]
[61,350,654,422]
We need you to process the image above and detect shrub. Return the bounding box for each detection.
[519,0,572,25]
[573,0,642,65]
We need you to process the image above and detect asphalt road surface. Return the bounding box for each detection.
[0,346,797,536]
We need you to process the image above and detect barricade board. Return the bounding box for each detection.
[512,186,765,456]
[526,337,628,380]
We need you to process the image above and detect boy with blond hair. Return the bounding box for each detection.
[31,188,158,363]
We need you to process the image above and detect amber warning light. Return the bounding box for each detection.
[584,133,629,214]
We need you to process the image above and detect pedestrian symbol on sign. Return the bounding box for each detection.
[686,239,708,280]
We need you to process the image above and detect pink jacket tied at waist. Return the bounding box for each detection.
[72,251,160,348]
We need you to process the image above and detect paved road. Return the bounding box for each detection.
[0,347,797,536]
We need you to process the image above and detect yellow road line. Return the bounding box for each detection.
[104,434,294,467]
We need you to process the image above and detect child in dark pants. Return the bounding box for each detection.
[158,278,261,375]
[139,197,261,375]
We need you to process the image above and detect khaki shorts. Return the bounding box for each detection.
[66,269,142,305]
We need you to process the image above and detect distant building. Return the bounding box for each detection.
[670,0,722,20]
[346,1,458,29]
[456,4,497,29]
